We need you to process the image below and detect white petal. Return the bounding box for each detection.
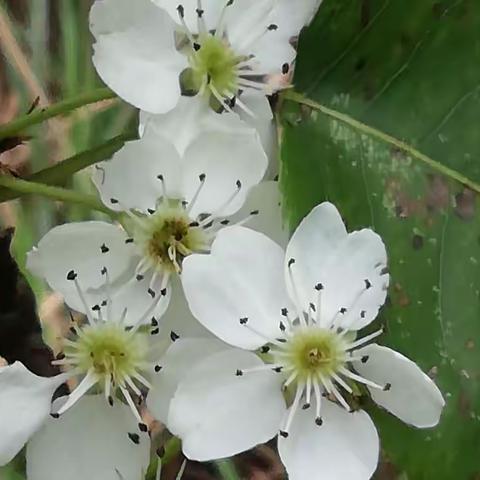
[151,0,223,33]
[270,0,323,34]
[229,181,288,248]
[286,203,389,330]
[168,348,286,461]
[93,131,183,212]
[354,344,445,428]
[27,222,138,314]
[109,269,171,328]
[27,395,149,480]
[90,0,187,113]
[140,95,256,157]
[234,91,277,177]
[181,130,268,218]
[147,337,227,424]
[182,226,292,349]
[0,363,67,466]
[279,400,379,480]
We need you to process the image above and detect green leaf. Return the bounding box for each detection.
[281,0,480,478]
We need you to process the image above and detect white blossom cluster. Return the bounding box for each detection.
[0,1,445,479]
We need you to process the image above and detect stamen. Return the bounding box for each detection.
[101,267,113,320]
[124,376,142,397]
[323,376,351,411]
[56,369,98,416]
[176,459,187,480]
[198,180,242,224]
[209,84,234,114]
[215,0,235,38]
[287,259,307,326]
[156,174,169,204]
[237,363,284,375]
[312,379,322,421]
[346,329,383,350]
[177,4,196,45]
[239,318,284,347]
[339,367,385,390]
[67,271,95,326]
[187,173,207,214]
[196,0,207,34]
[120,385,143,423]
[281,382,304,437]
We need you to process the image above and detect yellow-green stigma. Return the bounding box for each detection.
[190,34,239,97]
[283,328,348,383]
[65,322,149,388]
[136,203,209,274]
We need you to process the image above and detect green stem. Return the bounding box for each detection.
[283,90,480,194]
[0,175,115,216]
[216,460,240,480]
[0,87,116,140]
[0,132,136,202]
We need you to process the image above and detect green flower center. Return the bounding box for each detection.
[135,203,209,274]
[276,327,348,383]
[65,322,149,387]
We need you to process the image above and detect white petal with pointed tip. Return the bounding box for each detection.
[168,348,286,461]
[93,132,183,213]
[181,130,267,218]
[285,203,389,330]
[27,222,138,314]
[27,395,149,480]
[90,0,186,113]
[354,344,445,428]
[147,338,227,423]
[278,400,379,480]
[0,363,67,466]
[182,226,292,349]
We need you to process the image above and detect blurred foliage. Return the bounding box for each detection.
[282,0,480,478]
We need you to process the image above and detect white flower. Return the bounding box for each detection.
[27,98,268,330]
[90,0,322,115]
[159,202,446,479]
[0,285,156,478]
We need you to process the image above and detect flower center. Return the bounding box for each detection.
[65,322,149,388]
[190,34,239,96]
[135,202,209,274]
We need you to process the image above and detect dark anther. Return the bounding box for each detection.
[236,179,242,189]
[273,367,283,373]
[176,5,185,17]
[92,305,101,312]
[69,327,76,335]
[235,369,243,376]
[281,308,288,317]
[170,331,180,342]
[56,352,65,360]
[156,446,166,458]
[360,310,366,318]
[202,220,214,229]
[110,198,119,204]
[154,365,162,373]
[361,355,369,364]
[239,317,248,325]
[128,433,140,445]
[108,396,114,406]
[100,243,110,254]
[125,238,134,244]
[279,430,289,438]
[193,42,201,51]
[309,302,316,312]
[364,279,372,289]
[288,258,295,267]
[282,63,290,74]
[276,338,287,343]
[101,300,108,307]
[268,24,278,30]
[136,274,144,282]
[160,288,168,296]
[383,383,392,391]
[261,345,270,353]
[279,321,286,332]
[199,173,206,181]
[302,403,311,410]
[339,307,347,314]
[101,266,107,275]
[66,270,77,281]
[139,423,148,433]
[147,288,156,298]
[196,8,204,17]
[250,210,259,215]
[189,222,200,228]
[315,283,324,291]
[151,317,158,327]
[50,413,60,419]
[147,208,155,215]
[315,417,323,426]
[151,328,160,336]
[220,220,230,225]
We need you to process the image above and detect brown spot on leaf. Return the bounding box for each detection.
[412,234,424,250]
[393,283,410,307]
[458,389,471,418]
[426,174,449,213]
[466,339,475,350]
[454,188,476,221]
